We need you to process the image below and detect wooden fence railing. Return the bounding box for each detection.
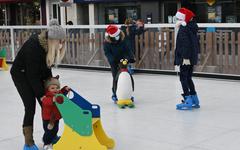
[134,29,240,74]
[0,25,240,74]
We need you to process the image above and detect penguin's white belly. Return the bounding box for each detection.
[116,72,133,100]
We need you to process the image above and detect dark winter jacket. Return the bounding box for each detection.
[10,34,52,99]
[121,25,145,53]
[104,31,135,66]
[174,19,200,66]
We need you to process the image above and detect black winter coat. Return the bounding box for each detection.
[10,34,52,98]
[174,20,200,65]
[104,31,135,66]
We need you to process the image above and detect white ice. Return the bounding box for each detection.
[1,68,240,150]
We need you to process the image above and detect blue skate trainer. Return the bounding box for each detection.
[176,95,193,110]
[23,144,39,150]
[191,94,200,108]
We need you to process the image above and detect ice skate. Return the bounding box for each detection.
[191,94,200,108]
[23,126,39,150]
[43,144,53,150]
[23,144,39,150]
[176,96,193,110]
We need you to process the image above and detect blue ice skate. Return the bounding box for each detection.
[23,144,39,150]
[112,94,118,103]
[176,95,193,110]
[181,94,200,109]
[191,94,200,108]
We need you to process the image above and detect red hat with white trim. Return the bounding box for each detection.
[106,25,120,37]
[175,8,195,26]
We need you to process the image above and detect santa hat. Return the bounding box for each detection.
[106,25,120,37]
[44,75,60,89]
[175,8,195,26]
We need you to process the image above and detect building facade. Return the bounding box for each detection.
[0,0,239,26]
[0,0,44,25]
[71,0,240,25]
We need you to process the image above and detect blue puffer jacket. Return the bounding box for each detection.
[104,31,135,66]
[174,19,200,65]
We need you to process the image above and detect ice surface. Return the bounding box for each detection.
[1,68,240,150]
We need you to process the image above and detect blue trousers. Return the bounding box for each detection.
[42,120,59,145]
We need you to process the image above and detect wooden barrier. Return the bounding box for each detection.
[0,28,240,74]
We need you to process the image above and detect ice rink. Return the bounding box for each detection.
[1,68,240,150]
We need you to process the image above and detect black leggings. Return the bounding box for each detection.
[110,63,119,94]
[179,65,196,96]
[11,74,42,127]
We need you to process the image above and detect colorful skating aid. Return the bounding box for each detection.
[0,48,8,71]
[115,59,135,109]
[53,90,115,150]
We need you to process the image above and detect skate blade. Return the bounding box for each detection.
[192,105,200,108]
[176,105,193,110]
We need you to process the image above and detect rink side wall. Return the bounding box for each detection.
[1,24,240,79]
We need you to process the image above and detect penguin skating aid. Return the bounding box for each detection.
[115,59,135,108]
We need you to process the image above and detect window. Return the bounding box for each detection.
[52,3,61,24]
[163,1,177,23]
[105,6,140,24]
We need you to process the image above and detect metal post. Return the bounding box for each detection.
[46,0,50,25]
[10,28,15,60]
[89,4,95,35]
[4,4,7,25]
[65,7,67,24]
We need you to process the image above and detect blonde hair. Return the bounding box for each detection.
[46,39,66,67]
